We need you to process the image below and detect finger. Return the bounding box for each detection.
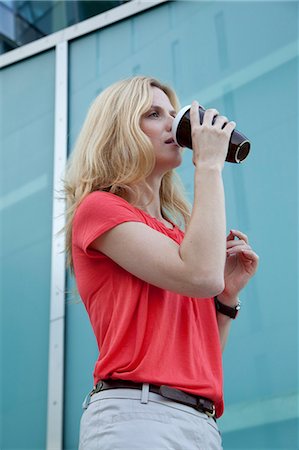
[241,249,259,262]
[226,241,251,251]
[241,250,260,273]
[190,101,200,128]
[228,248,259,267]
[226,240,250,249]
[213,115,229,129]
[223,121,236,135]
[230,229,249,244]
[227,244,252,255]
[202,108,219,126]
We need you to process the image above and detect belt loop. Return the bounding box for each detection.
[140,383,149,404]
[82,388,94,410]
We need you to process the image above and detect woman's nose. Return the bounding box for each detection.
[166,115,174,132]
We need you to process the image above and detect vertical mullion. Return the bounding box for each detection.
[46,40,68,450]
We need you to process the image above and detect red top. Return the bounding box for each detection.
[72,191,224,417]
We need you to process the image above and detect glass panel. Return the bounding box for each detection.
[0,1,130,54]
[65,2,298,448]
[0,49,55,450]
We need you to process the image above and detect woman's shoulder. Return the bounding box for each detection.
[72,191,144,248]
[77,190,135,211]
[74,191,141,225]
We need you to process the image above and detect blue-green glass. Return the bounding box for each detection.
[65,2,298,448]
[0,50,55,449]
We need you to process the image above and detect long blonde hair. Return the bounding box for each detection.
[64,76,191,269]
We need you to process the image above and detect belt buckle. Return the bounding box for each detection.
[196,397,216,418]
[205,404,216,418]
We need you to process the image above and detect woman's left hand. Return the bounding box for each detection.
[221,229,259,301]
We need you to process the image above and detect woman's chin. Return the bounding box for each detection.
[154,156,183,174]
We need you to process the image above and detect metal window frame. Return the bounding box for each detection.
[46,39,68,450]
[0,0,168,68]
[0,2,168,450]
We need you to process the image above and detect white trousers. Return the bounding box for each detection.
[79,384,223,450]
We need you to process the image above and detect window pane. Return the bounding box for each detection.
[0,49,55,450]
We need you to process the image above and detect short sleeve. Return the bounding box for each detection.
[72,191,143,254]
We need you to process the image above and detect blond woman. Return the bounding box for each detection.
[64,76,259,449]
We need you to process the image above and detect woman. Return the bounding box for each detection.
[64,76,259,449]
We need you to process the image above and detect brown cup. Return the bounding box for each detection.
[172,105,250,163]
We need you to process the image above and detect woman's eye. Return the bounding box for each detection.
[149,111,159,118]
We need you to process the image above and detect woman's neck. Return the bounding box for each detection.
[127,174,165,222]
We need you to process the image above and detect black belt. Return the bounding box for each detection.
[91,379,216,418]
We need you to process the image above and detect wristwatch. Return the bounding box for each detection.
[214,296,241,319]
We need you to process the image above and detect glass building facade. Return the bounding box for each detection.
[0,1,298,449]
[0,0,129,54]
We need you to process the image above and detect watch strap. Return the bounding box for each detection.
[214,296,241,319]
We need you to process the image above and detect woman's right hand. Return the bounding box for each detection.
[190,101,236,170]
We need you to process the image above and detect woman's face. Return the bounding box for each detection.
[140,87,183,174]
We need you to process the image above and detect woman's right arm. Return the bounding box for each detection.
[178,103,236,295]
[90,103,236,298]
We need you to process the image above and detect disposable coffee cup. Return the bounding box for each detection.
[172,105,250,163]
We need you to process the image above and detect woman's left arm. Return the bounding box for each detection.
[216,229,259,352]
